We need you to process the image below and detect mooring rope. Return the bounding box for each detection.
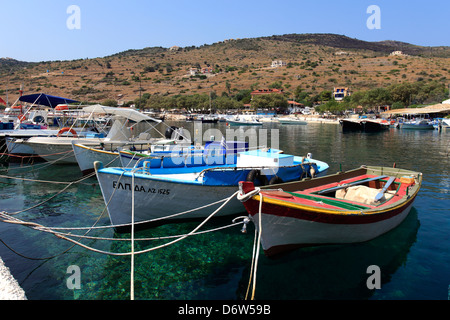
[130,171,135,300]
[0,190,241,256]
[238,187,262,301]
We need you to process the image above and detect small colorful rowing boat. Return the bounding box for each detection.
[238,165,422,257]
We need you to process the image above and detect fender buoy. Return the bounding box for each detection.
[57,127,78,137]
[246,169,268,186]
[269,175,284,185]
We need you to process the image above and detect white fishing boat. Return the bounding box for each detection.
[1,93,82,159]
[226,116,262,126]
[94,149,329,228]
[399,117,434,130]
[14,105,162,164]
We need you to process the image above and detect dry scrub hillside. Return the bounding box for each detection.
[1,34,449,105]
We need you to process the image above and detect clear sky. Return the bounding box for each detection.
[0,0,448,62]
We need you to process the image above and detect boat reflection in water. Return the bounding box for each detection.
[237,207,420,300]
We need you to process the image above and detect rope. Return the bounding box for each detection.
[2,218,246,243]
[251,193,263,300]
[0,190,241,256]
[130,172,135,300]
[237,186,262,300]
[237,187,261,202]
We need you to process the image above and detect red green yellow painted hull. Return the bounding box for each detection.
[240,166,422,257]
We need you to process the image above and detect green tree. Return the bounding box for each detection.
[214,96,243,111]
[234,89,252,104]
[102,99,117,107]
[251,93,288,112]
[318,90,332,102]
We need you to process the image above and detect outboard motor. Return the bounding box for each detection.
[164,126,179,139]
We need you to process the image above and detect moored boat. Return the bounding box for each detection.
[340,118,389,132]
[238,165,422,257]
[400,118,434,130]
[360,119,390,132]
[339,119,362,132]
[72,127,191,174]
[16,105,162,164]
[278,118,307,125]
[226,116,262,126]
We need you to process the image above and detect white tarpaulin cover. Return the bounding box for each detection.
[82,105,161,123]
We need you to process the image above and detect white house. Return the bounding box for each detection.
[271,60,286,68]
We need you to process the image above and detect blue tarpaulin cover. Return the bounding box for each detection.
[18,93,79,108]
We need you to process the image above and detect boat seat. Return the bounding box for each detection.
[287,192,371,210]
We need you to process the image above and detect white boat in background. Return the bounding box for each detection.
[226,116,262,126]
[400,118,434,130]
[279,117,307,125]
[12,105,162,164]
[1,93,82,160]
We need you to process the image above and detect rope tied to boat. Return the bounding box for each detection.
[237,186,261,202]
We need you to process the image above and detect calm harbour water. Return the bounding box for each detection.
[0,121,449,300]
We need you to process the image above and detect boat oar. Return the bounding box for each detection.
[374,176,396,202]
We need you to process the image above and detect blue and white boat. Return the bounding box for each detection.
[400,118,434,130]
[94,148,329,228]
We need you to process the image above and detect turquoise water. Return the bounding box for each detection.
[0,121,449,300]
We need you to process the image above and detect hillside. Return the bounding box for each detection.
[1,33,449,106]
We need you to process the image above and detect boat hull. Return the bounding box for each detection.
[72,143,121,175]
[24,138,103,164]
[340,119,362,132]
[249,199,414,257]
[400,123,434,130]
[227,120,262,126]
[361,120,389,132]
[279,119,307,125]
[95,169,245,227]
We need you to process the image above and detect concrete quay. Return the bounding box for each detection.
[0,257,27,300]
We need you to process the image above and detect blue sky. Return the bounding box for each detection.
[0,0,448,62]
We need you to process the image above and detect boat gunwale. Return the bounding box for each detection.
[73,143,118,156]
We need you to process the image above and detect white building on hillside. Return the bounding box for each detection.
[271,60,286,68]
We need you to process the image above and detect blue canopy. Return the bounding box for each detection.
[18,93,79,108]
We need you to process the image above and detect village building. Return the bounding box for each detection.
[333,87,352,101]
[390,50,408,56]
[271,60,287,68]
[189,67,213,76]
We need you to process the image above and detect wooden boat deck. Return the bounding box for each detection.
[258,174,409,213]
